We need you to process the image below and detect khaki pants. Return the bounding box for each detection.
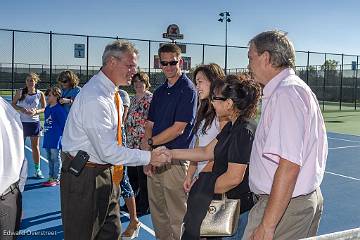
[242,188,323,240]
[148,161,188,240]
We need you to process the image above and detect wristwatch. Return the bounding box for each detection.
[147,138,154,148]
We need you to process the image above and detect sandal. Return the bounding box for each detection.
[121,221,141,239]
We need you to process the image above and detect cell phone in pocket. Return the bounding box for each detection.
[68,150,90,176]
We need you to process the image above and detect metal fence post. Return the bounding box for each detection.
[355,56,359,110]
[86,36,89,81]
[339,54,344,110]
[202,44,205,64]
[306,51,310,84]
[322,53,327,111]
[11,30,15,98]
[49,31,53,87]
[148,40,151,78]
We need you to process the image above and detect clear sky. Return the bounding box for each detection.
[1,0,359,68]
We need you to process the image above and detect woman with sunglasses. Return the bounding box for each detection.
[57,70,81,113]
[12,72,46,178]
[165,74,261,239]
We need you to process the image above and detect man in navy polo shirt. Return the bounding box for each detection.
[142,43,197,240]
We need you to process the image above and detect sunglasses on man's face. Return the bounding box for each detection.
[160,60,178,67]
[211,96,227,101]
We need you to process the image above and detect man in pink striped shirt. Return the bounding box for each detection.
[242,30,328,240]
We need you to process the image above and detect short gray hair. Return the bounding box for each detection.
[249,30,296,68]
[102,40,139,66]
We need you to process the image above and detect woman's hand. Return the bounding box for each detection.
[183,175,192,193]
[28,108,38,116]
[22,107,33,115]
[154,146,172,161]
[183,175,198,193]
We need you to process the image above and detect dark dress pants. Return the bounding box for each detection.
[181,172,217,240]
[60,153,121,240]
[128,166,149,213]
[0,185,22,240]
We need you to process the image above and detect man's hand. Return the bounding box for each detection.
[250,223,275,240]
[149,146,171,167]
[249,158,299,240]
[143,164,155,176]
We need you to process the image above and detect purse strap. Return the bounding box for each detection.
[220,193,227,209]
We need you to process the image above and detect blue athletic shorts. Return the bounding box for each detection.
[22,121,41,137]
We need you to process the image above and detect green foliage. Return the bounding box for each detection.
[321,59,339,71]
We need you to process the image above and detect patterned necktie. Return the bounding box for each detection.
[112,90,124,185]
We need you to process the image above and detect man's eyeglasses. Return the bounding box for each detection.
[160,60,178,67]
[211,96,227,101]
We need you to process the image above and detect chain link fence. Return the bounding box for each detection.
[0,28,359,111]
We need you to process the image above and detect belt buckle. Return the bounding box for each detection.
[155,163,171,174]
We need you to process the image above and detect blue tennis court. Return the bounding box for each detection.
[15,132,360,239]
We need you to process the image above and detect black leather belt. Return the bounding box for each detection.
[0,182,19,200]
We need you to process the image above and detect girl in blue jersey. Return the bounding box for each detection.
[42,87,67,186]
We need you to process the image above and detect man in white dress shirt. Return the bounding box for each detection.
[60,40,170,240]
[0,97,24,239]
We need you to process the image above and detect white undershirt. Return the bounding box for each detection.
[194,118,220,176]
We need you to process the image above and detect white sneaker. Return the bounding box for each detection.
[34,169,44,179]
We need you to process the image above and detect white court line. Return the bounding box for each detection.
[328,137,360,143]
[25,145,49,163]
[329,145,360,150]
[120,211,156,237]
[325,171,360,181]
[25,144,155,237]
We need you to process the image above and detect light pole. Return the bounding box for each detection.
[218,11,231,72]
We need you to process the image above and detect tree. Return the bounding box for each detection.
[321,59,339,86]
[321,59,338,71]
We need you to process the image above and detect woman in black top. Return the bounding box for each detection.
[167,74,261,240]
